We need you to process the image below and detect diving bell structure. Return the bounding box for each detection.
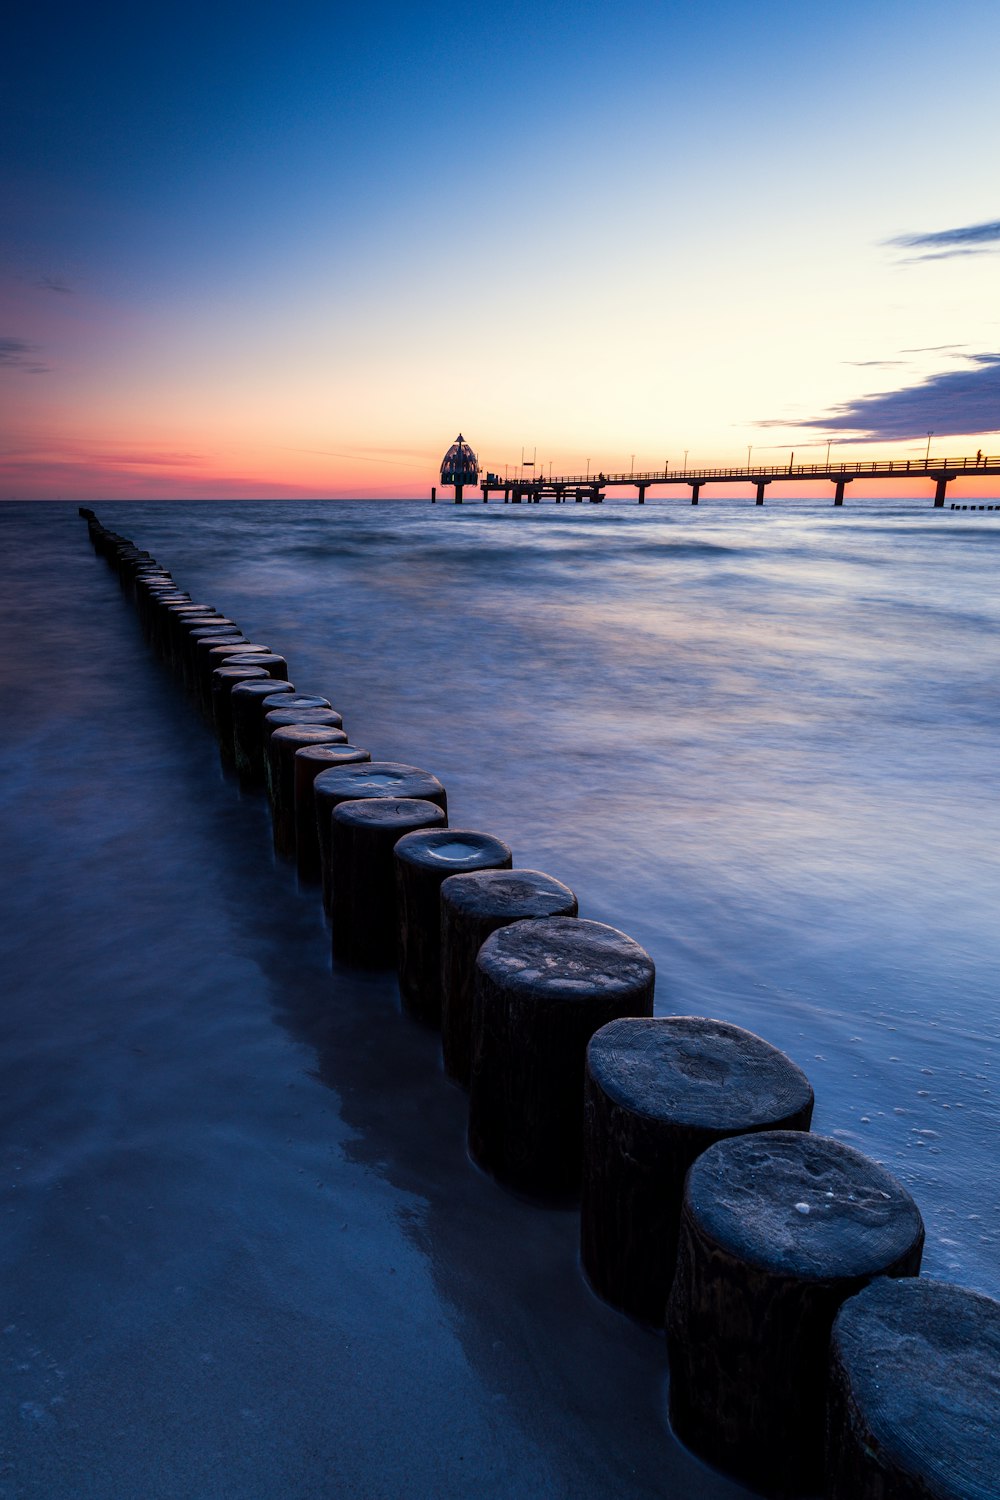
[440,434,479,502]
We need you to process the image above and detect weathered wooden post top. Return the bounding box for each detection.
[440,433,479,503]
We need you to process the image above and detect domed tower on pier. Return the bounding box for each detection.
[440,433,479,503]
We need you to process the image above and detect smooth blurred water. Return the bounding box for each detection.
[101,494,1000,1284]
[1,495,998,1495]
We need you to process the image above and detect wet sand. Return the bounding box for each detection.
[0,509,752,1495]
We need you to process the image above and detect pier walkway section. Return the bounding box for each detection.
[471,454,1000,507]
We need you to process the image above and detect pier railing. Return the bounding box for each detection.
[533,455,998,486]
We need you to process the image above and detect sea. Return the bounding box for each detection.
[1,494,997,1498]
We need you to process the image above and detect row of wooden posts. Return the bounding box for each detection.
[81,507,997,1500]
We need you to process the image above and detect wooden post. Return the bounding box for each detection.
[440,869,578,1088]
[294,743,372,880]
[230,678,298,783]
[267,725,350,856]
[211,665,271,747]
[826,1277,1000,1500]
[394,830,513,1027]
[331,797,447,967]
[582,1017,813,1326]
[665,1131,925,1496]
[313,763,448,914]
[468,917,655,1200]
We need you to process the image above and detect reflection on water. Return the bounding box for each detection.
[0,496,997,1494]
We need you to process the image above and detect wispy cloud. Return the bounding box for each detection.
[886,218,1000,262]
[843,360,906,368]
[89,449,207,469]
[278,445,424,468]
[0,336,48,373]
[35,275,72,294]
[0,442,319,500]
[760,353,1000,442]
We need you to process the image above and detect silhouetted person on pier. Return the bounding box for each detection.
[976,449,983,465]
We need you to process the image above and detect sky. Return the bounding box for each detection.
[2,0,999,500]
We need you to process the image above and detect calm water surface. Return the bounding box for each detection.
[1,495,997,1496]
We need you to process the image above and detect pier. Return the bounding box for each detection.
[470,453,1000,507]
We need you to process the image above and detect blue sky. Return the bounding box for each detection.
[3,0,999,496]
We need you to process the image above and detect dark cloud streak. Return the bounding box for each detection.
[886,218,1000,262]
[888,218,1000,250]
[0,336,48,373]
[760,354,1000,442]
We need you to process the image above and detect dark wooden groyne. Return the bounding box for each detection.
[79,504,1000,1499]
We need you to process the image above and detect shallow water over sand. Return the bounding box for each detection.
[1,496,997,1496]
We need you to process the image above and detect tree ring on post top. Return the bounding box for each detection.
[261,692,333,717]
[230,678,298,782]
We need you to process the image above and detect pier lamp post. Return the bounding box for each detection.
[826,439,833,467]
[747,445,753,469]
[631,454,635,476]
[925,431,933,464]
[586,458,590,479]
[684,449,688,471]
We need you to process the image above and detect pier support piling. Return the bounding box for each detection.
[834,478,853,506]
[690,483,702,505]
